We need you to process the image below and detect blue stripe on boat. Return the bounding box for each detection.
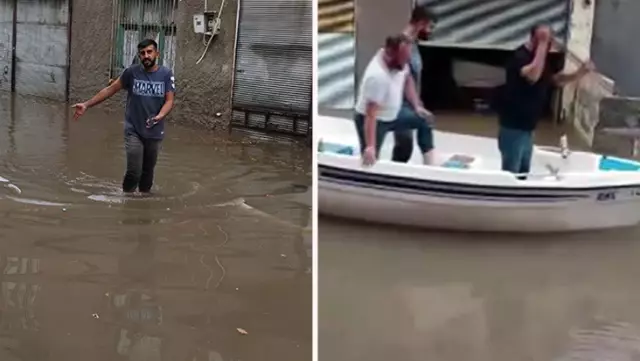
[599,156,640,171]
[319,165,590,201]
[319,141,356,156]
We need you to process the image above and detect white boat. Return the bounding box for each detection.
[317,115,640,233]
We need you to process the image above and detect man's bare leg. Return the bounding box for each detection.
[423,150,435,165]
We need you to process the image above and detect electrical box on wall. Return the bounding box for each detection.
[193,14,205,34]
[193,11,220,35]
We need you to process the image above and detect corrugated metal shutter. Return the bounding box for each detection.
[415,0,571,50]
[231,0,312,136]
[318,0,355,109]
[109,0,178,80]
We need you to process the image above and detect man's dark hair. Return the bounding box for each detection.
[385,34,412,50]
[137,39,158,51]
[410,5,437,24]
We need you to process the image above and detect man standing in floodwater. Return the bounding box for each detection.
[498,24,593,177]
[72,39,175,194]
[355,34,433,166]
[392,5,437,164]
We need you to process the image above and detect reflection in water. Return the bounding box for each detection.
[116,329,162,361]
[319,217,640,361]
[0,256,41,331]
[0,93,311,360]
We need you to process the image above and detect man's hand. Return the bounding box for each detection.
[416,106,435,125]
[536,26,551,44]
[71,103,88,121]
[362,146,377,167]
[146,114,163,128]
[579,60,596,74]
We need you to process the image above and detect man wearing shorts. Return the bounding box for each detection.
[354,34,433,166]
[72,39,176,194]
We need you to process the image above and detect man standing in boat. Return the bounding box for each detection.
[498,24,594,177]
[355,34,434,166]
[392,5,437,164]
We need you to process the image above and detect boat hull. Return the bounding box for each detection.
[317,115,640,233]
[319,177,640,233]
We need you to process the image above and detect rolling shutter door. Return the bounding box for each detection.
[231,0,312,136]
[416,0,571,50]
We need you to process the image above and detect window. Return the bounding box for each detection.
[109,0,178,79]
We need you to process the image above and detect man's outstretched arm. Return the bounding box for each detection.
[72,76,125,120]
[84,77,124,108]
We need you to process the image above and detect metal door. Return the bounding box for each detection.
[14,0,70,101]
[231,0,313,136]
[318,0,356,109]
[0,0,14,92]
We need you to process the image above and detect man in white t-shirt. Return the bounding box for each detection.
[354,34,434,166]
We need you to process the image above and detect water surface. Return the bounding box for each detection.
[319,109,640,361]
[0,93,312,360]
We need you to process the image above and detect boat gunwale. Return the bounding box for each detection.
[318,162,640,195]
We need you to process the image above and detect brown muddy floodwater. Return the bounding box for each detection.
[0,93,311,361]
[319,110,640,361]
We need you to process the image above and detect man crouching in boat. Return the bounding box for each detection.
[498,24,594,178]
[355,34,434,167]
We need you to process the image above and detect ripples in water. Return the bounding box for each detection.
[558,321,640,361]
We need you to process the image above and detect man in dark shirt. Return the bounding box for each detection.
[498,24,593,177]
[392,5,437,164]
[72,39,176,194]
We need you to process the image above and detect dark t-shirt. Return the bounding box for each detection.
[499,45,560,131]
[120,65,175,140]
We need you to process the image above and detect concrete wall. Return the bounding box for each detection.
[68,0,115,106]
[591,0,640,97]
[172,0,237,130]
[354,0,412,89]
[69,0,238,130]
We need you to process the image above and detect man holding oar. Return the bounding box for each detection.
[498,24,594,178]
[72,39,175,194]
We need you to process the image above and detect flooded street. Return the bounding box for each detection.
[0,93,312,360]
[318,110,640,361]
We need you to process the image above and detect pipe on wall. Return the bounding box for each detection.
[228,0,240,133]
[65,0,73,101]
[10,0,17,93]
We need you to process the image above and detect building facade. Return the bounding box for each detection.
[0,0,312,137]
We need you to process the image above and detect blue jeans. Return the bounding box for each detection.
[391,105,434,162]
[498,126,533,175]
[354,109,433,158]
